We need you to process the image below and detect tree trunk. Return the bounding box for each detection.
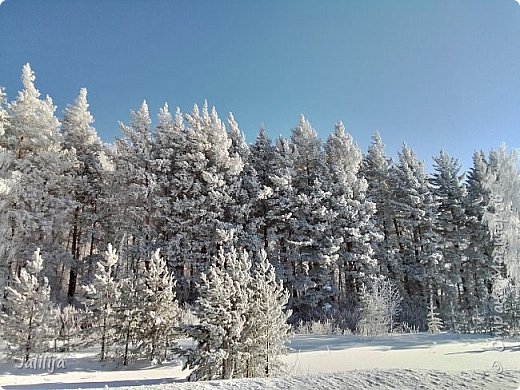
[67,211,80,303]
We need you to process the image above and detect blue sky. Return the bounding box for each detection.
[1,0,520,171]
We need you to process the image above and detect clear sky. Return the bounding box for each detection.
[1,0,520,171]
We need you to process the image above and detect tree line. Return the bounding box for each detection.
[0,64,519,374]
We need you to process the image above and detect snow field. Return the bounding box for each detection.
[2,333,520,389]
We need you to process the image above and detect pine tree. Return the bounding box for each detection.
[290,115,321,194]
[429,151,467,330]
[61,87,106,303]
[464,151,493,330]
[361,133,399,281]
[281,117,341,322]
[286,180,340,322]
[241,249,291,377]
[180,244,291,380]
[387,145,440,329]
[249,128,277,252]
[139,249,179,362]
[112,100,156,275]
[4,64,74,300]
[180,246,249,381]
[483,146,520,284]
[82,243,121,361]
[113,269,145,365]
[168,102,243,302]
[482,146,520,335]
[1,248,54,362]
[5,64,61,156]
[151,104,183,254]
[53,305,82,352]
[225,113,259,252]
[324,123,379,308]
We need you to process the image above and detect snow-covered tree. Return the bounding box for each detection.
[324,122,379,306]
[82,243,120,361]
[481,146,520,335]
[5,64,61,157]
[273,117,341,322]
[225,113,259,252]
[388,145,439,329]
[0,87,8,138]
[429,151,467,329]
[240,249,291,377]
[112,100,156,275]
[249,128,277,252]
[139,249,179,362]
[97,247,177,366]
[113,271,145,365]
[168,102,242,302]
[150,104,184,257]
[180,245,290,380]
[61,87,106,303]
[1,248,54,362]
[483,146,520,284]
[0,144,14,290]
[357,277,402,336]
[463,151,494,330]
[4,64,74,299]
[290,115,322,194]
[180,246,250,381]
[50,304,82,352]
[427,296,443,334]
[361,133,399,281]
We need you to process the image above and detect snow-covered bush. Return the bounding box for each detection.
[357,278,402,336]
[395,322,420,334]
[294,319,344,335]
[50,305,83,352]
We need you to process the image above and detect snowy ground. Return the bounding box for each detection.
[1,333,520,389]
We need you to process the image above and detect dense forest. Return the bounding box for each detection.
[1,64,519,377]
